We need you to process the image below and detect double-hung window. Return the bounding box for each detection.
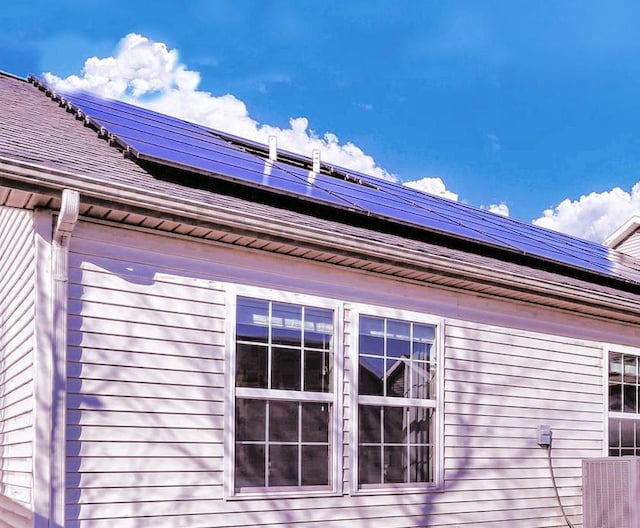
[354,311,439,489]
[231,295,337,494]
[608,348,640,456]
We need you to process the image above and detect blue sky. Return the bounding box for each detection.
[3,0,640,241]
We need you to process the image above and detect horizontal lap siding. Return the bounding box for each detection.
[0,207,35,528]
[618,231,640,260]
[66,227,226,526]
[439,321,603,527]
[65,221,610,528]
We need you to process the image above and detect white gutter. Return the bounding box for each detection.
[50,189,79,528]
[2,157,640,324]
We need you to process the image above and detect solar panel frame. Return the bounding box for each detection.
[39,79,640,287]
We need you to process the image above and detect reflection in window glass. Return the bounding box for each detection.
[271,347,301,391]
[358,314,437,488]
[234,297,335,492]
[358,316,436,400]
[609,351,640,457]
[358,405,434,485]
[235,400,332,489]
[236,343,268,388]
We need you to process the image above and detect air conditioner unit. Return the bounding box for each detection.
[583,457,640,528]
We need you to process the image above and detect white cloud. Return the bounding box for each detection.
[532,182,640,242]
[483,203,509,216]
[403,177,459,201]
[44,33,394,181]
[487,133,501,153]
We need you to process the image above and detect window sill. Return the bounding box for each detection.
[351,484,443,496]
[226,488,341,501]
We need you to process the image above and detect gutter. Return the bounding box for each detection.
[2,157,640,325]
[50,188,79,528]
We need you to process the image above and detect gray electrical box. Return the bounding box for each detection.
[537,425,551,446]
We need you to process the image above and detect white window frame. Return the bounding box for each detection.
[224,285,344,499]
[605,343,640,457]
[349,304,444,493]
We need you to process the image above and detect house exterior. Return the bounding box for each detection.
[1,70,640,528]
[605,215,640,260]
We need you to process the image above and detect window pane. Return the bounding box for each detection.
[235,444,265,488]
[621,419,636,449]
[360,316,384,356]
[384,446,406,483]
[305,307,333,349]
[410,446,431,482]
[302,445,329,485]
[411,361,432,400]
[302,402,330,443]
[609,418,621,449]
[386,359,408,397]
[304,350,332,392]
[359,405,381,443]
[409,407,432,445]
[359,357,385,396]
[383,406,405,444]
[236,343,268,388]
[237,298,269,343]
[271,347,301,390]
[387,320,411,358]
[272,303,302,346]
[414,324,435,346]
[269,445,298,486]
[624,385,639,414]
[270,401,299,442]
[359,446,381,484]
[236,399,266,441]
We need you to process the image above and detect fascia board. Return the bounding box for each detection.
[2,156,640,323]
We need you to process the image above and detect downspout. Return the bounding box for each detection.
[50,189,79,528]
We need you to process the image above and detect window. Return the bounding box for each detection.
[354,313,439,489]
[231,296,337,494]
[608,349,640,456]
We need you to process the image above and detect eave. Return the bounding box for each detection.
[3,155,640,326]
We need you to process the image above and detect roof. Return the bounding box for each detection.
[604,215,640,249]
[22,74,640,290]
[2,71,640,324]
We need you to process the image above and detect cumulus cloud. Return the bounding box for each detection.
[483,203,509,216]
[44,33,393,180]
[533,182,640,242]
[403,177,459,201]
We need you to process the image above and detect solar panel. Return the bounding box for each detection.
[34,76,640,286]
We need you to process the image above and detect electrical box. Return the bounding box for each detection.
[537,425,551,446]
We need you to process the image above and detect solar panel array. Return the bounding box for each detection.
[32,76,640,286]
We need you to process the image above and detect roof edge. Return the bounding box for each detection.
[603,215,640,249]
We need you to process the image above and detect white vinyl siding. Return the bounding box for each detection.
[0,207,35,528]
[617,230,640,260]
[606,345,640,456]
[62,220,616,528]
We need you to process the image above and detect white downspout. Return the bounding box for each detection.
[50,189,79,528]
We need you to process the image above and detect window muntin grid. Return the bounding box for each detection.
[357,314,437,488]
[609,351,640,456]
[358,315,436,400]
[235,399,331,489]
[234,297,335,492]
[358,405,434,485]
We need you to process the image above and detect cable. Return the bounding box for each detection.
[545,445,575,528]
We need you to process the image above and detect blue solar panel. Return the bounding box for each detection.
[38,78,640,286]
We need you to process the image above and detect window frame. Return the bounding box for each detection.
[605,343,640,457]
[349,304,444,493]
[224,286,344,499]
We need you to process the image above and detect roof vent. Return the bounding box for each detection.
[268,136,277,161]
